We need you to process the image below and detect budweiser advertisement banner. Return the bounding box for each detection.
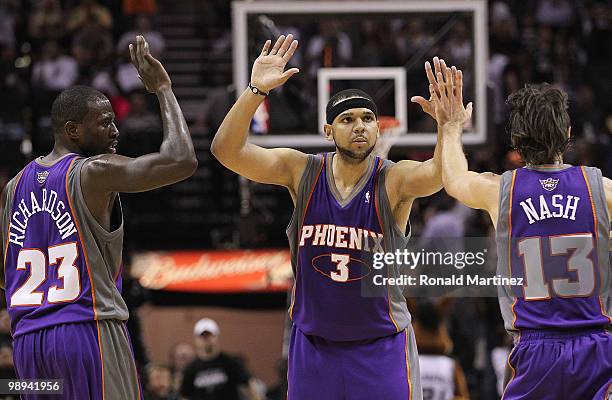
[131,250,293,293]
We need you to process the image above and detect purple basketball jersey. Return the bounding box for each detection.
[2,154,124,337]
[288,153,410,341]
[496,165,611,331]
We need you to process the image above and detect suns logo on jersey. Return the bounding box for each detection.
[36,171,49,184]
[539,177,559,191]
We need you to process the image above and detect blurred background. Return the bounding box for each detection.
[0,0,610,399]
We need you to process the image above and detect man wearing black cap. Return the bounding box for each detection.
[212,34,444,400]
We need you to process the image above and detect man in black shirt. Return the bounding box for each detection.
[180,318,262,400]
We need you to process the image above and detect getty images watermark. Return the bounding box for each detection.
[361,238,525,298]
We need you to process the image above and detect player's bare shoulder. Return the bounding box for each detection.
[79,154,118,185]
[280,147,310,180]
[384,159,442,200]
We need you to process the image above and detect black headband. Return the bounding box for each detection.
[326,97,378,124]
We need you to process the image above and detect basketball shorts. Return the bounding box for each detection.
[288,325,422,400]
[12,319,142,400]
[503,328,612,400]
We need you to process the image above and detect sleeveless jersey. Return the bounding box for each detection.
[496,165,611,332]
[419,354,455,400]
[2,154,128,337]
[287,153,411,341]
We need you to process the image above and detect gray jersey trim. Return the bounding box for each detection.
[1,170,24,284]
[325,153,376,207]
[582,167,611,321]
[376,159,412,330]
[286,154,324,316]
[523,164,572,172]
[67,158,128,321]
[97,319,141,399]
[496,170,518,333]
[406,325,423,400]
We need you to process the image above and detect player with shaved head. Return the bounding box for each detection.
[0,36,197,399]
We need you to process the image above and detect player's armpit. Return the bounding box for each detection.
[445,170,500,216]
[82,152,198,194]
[213,143,309,191]
[386,159,443,199]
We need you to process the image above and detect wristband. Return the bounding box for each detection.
[248,82,269,97]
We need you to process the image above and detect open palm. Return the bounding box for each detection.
[411,57,445,119]
[251,34,299,93]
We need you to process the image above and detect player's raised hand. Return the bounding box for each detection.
[129,35,172,93]
[430,65,473,128]
[250,34,300,93]
[410,56,444,119]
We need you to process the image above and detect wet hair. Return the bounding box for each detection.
[51,85,108,134]
[506,84,571,165]
[326,89,378,124]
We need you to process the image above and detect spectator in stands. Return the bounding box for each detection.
[123,0,158,17]
[305,20,352,78]
[419,193,472,254]
[265,359,287,400]
[66,0,113,33]
[121,252,151,375]
[71,21,114,74]
[0,43,26,170]
[117,14,165,58]
[30,39,77,155]
[0,0,17,48]
[412,300,470,400]
[117,91,162,157]
[180,318,262,400]
[31,40,78,91]
[0,341,15,380]
[0,308,10,345]
[144,364,180,400]
[169,342,195,392]
[28,0,64,48]
[535,0,575,28]
[116,51,145,93]
[395,19,432,65]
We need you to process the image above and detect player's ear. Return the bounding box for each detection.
[567,126,571,139]
[64,121,80,140]
[324,124,334,141]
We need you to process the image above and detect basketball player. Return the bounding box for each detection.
[0,35,197,399]
[212,34,447,400]
[429,64,611,399]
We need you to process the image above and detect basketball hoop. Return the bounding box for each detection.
[378,116,401,135]
[375,116,402,158]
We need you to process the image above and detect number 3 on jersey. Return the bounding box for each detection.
[330,253,350,282]
[11,242,81,307]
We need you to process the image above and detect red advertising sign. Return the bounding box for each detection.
[131,250,293,293]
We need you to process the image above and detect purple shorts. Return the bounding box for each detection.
[288,326,422,400]
[12,320,142,400]
[503,328,612,400]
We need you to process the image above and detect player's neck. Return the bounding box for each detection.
[40,146,78,164]
[526,155,564,167]
[332,152,372,188]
